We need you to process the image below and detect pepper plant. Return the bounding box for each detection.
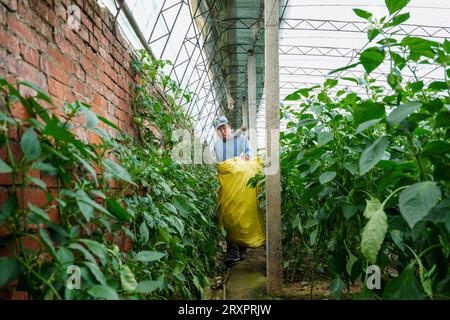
[280,0,449,299]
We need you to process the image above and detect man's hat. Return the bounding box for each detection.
[212,116,229,130]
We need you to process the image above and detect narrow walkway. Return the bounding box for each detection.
[207,247,268,300]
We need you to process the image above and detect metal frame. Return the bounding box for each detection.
[114,0,449,144]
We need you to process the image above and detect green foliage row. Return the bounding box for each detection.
[0,52,219,299]
[280,0,449,299]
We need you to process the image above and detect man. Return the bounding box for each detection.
[212,116,252,266]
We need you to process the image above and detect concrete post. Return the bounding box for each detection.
[241,98,249,133]
[264,0,282,294]
[247,51,257,154]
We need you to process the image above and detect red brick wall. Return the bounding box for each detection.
[0,0,138,137]
[0,0,146,298]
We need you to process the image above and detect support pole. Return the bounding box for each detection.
[247,51,257,154]
[264,0,282,294]
[241,98,248,132]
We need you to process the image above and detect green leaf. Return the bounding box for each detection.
[361,201,387,264]
[384,264,426,300]
[0,257,19,287]
[390,230,405,252]
[106,198,132,222]
[434,111,450,129]
[136,279,162,294]
[328,62,360,75]
[68,243,96,264]
[346,252,359,276]
[352,101,385,126]
[120,265,137,291]
[385,0,409,15]
[84,261,107,285]
[31,162,57,175]
[324,79,338,89]
[384,12,410,27]
[319,171,336,184]
[387,102,422,125]
[39,228,57,258]
[428,81,449,91]
[163,202,177,214]
[344,162,357,175]
[317,131,333,145]
[359,136,388,175]
[427,198,450,233]
[172,197,190,217]
[363,197,383,219]
[360,47,385,74]
[135,250,166,262]
[297,118,318,127]
[83,107,99,129]
[102,158,134,185]
[77,199,94,222]
[421,141,450,158]
[18,80,52,103]
[399,181,441,228]
[355,118,382,134]
[21,128,41,161]
[140,222,149,244]
[28,203,50,223]
[28,176,47,190]
[87,285,119,300]
[56,247,74,266]
[0,158,12,173]
[78,239,108,265]
[98,115,122,132]
[330,276,346,299]
[74,154,98,184]
[0,193,17,223]
[368,28,380,42]
[401,36,439,58]
[353,8,373,19]
[343,205,358,220]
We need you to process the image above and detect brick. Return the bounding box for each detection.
[54,34,78,61]
[82,54,99,79]
[88,32,98,52]
[81,13,93,33]
[86,75,102,94]
[79,27,89,43]
[88,131,101,145]
[92,92,107,109]
[16,59,48,92]
[0,29,20,54]
[0,5,5,25]
[71,78,89,98]
[101,72,114,92]
[7,15,34,46]
[1,0,18,11]
[20,43,39,68]
[42,57,70,85]
[74,63,86,81]
[46,45,75,74]
[29,14,53,40]
[41,175,58,188]
[48,78,73,102]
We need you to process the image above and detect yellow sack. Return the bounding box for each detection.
[216,157,265,248]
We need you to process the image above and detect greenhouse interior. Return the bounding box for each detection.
[0,0,449,302]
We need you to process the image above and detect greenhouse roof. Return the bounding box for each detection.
[98,0,450,146]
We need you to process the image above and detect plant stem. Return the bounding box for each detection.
[17,258,62,300]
